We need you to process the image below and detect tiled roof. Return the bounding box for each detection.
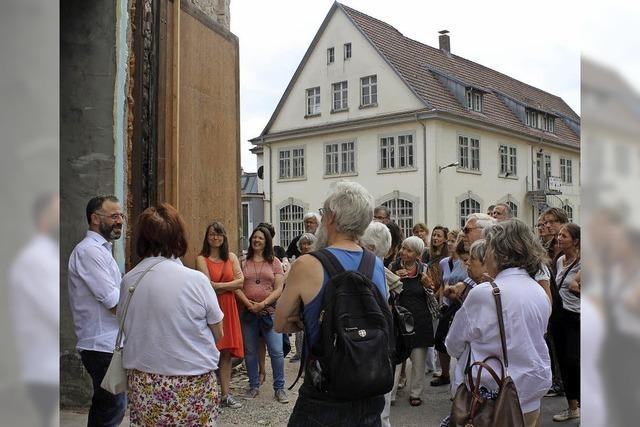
[339,3,580,148]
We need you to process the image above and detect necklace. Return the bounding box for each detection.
[253,259,265,284]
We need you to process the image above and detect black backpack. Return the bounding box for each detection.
[290,248,395,400]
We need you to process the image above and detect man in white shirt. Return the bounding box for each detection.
[68,195,126,426]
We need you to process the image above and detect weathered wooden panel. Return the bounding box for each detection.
[158,0,241,267]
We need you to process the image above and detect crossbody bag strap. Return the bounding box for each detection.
[556,257,579,290]
[489,281,509,369]
[114,258,167,350]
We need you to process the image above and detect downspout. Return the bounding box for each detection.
[266,137,273,224]
[416,114,428,225]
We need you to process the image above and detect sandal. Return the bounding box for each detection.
[409,397,422,406]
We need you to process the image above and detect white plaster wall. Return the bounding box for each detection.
[269,7,424,133]
[261,118,581,244]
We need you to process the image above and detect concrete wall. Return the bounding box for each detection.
[60,0,119,406]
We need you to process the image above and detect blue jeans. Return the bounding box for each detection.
[288,394,384,427]
[241,310,285,390]
[79,350,126,427]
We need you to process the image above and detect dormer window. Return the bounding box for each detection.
[526,108,555,133]
[466,88,483,112]
[327,47,335,64]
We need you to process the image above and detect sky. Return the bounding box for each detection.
[230,0,638,173]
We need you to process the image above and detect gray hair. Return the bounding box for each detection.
[323,181,374,239]
[483,219,547,277]
[469,239,487,263]
[467,212,496,230]
[359,221,392,259]
[374,205,390,218]
[494,203,513,218]
[303,212,321,223]
[297,232,317,250]
[402,235,425,256]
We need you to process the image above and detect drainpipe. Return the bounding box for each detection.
[416,114,428,225]
[265,137,273,224]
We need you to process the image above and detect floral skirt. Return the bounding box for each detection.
[128,369,219,426]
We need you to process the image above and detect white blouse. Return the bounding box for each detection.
[445,268,552,413]
[119,256,224,376]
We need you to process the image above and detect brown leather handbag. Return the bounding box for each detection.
[450,282,525,427]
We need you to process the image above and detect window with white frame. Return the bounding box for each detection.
[325,141,356,176]
[466,89,483,112]
[499,145,517,176]
[279,204,305,249]
[459,198,481,228]
[379,134,415,170]
[360,75,377,107]
[279,147,305,179]
[344,43,352,59]
[506,201,518,218]
[563,204,573,222]
[305,87,320,116]
[526,108,555,132]
[327,47,334,64]
[458,136,480,171]
[382,197,414,238]
[560,158,573,184]
[332,81,348,111]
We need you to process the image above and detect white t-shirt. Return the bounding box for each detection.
[119,256,224,376]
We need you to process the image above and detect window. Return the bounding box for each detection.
[536,152,551,189]
[526,108,555,132]
[459,198,481,228]
[466,89,483,112]
[379,134,415,170]
[279,204,305,249]
[332,81,348,111]
[398,135,414,168]
[563,204,573,222]
[344,43,352,59]
[305,87,320,116]
[380,136,395,170]
[506,201,518,218]
[360,75,378,107]
[458,136,480,171]
[499,145,517,176]
[325,141,356,176]
[382,198,414,238]
[560,158,573,184]
[279,147,305,179]
[327,47,334,64]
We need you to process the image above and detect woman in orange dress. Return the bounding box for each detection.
[196,221,245,409]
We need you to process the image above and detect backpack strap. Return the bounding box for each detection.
[309,248,345,278]
[357,249,376,279]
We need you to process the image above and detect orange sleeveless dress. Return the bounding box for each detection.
[205,258,244,358]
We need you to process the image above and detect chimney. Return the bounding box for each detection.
[438,30,450,53]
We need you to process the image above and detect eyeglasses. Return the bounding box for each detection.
[318,208,326,216]
[462,226,478,234]
[95,212,127,221]
[373,215,387,220]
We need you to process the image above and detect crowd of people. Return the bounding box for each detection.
[67,188,581,426]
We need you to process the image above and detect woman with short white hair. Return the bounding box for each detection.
[446,219,551,427]
[388,236,433,407]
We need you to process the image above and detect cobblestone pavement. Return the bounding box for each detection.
[61,344,578,426]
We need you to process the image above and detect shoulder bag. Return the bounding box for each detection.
[100,258,166,394]
[450,281,525,427]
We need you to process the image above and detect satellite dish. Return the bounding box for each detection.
[257,166,264,180]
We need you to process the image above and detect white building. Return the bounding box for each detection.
[250,2,580,248]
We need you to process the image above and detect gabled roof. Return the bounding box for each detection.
[253,2,580,149]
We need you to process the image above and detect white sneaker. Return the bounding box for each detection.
[553,407,580,422]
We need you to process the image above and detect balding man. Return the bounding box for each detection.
[491,203,513,222]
